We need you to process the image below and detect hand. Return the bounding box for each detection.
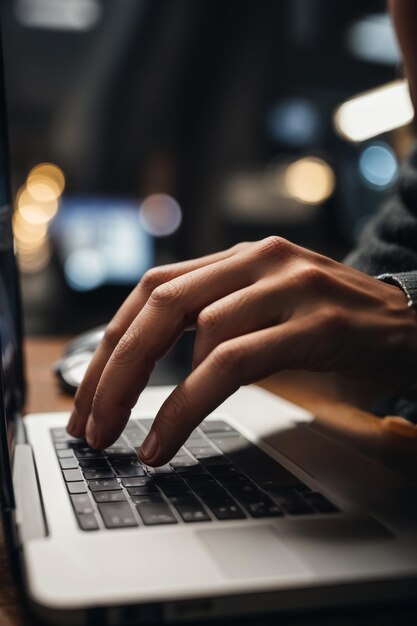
[66,237,417,465]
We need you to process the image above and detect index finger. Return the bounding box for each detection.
[85,251,257,448]
[67,244,248,438]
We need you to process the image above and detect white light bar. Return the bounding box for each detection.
[334,80,414,143]
[15,0,101,32]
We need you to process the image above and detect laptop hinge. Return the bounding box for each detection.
[13,444,47,543]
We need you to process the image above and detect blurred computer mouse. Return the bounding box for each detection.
[54,325,106,395]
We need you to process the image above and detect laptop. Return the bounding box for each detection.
[1,34,417,626]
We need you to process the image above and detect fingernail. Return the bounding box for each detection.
[66,411,77,436]
[140,430,159,461]
[86,417,97,448]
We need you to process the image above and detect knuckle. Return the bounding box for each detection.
[102,320,123,351]
[212,341,247,373]
[113,326,142,364]
[298,265,329,290]
[140,266,171,293]
[149,279,185,308]
[318,307,348,334]
[257,235,292,260]
[231,241,251,254]
[196,306,220,334]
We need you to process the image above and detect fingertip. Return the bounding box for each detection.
[66,411,77,436]
[86,416,98,448]
[381,415,417,439]
[67,409,86,438]
[139,429,160,464]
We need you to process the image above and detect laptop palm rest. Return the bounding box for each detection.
[197,526,308,579]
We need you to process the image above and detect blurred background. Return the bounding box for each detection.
[0,0,415,379]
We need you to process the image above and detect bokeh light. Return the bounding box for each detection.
[64,249,107,291]
[139,194,182,237]
[334,80,414,143]
[13,163,65,274]
[267,98,321,147]
[284,157,335,205]
[359,143,398,189]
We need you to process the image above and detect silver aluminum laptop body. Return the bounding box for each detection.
[1,32,417,626]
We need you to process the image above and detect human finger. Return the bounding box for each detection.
[67,243,250,438]
[86,249,261,448]
[140,315,329,466]
[192,278,297,369]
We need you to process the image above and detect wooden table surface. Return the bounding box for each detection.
[0,338,416,626]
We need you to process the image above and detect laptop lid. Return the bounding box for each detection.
[0,28,26,519]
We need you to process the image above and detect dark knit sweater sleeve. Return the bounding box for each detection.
[345,142,417,421]
[346,143,417,274]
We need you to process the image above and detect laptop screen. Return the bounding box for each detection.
[0,33,24,512]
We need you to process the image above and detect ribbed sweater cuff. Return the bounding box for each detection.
[376,272,417,309]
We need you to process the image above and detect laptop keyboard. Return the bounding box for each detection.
[51,419,339,531]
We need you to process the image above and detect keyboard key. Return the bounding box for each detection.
[137,419,153,431]
[127,485,158,496]
[146,464,173,475]
[244,500,284,518]
[199,456,232,466]
[105,446,135,456]
[209,436,248,454]
[88,479,121,492]
[55,443,74,459]
[130,494,165,506]
[78,458,110,469]
[93,491,127,504]
[67,440,90,449]
[186,446,218,457]
[124,436,144,448]
[121,476,152,488]
[74,448,104,459]
[136,502,177,525]
[184,437,209,448]
[208,502,245,520]
[200,420,237,434]
[169,458,200,469]
[76,513,99,531]
[193,484,229,499]
[51,428,70,440]
[302,492,339,514]
[71,494,95,515]
[216,473,252,486]
[174,501,211,523]
[227,484,261,499]
[183,475,218,487]
[63,469,83,482]
[83,469,115,480]
[108,456,141,468]
[57,449,75,459]
[208,465,242,477]
[151,474,184,485]
[67,482,87,494]
[114,467,146,478]
[98,503,138,528]
[158,483,191,497]
[59,458,79,470]
[269,490,315,515]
